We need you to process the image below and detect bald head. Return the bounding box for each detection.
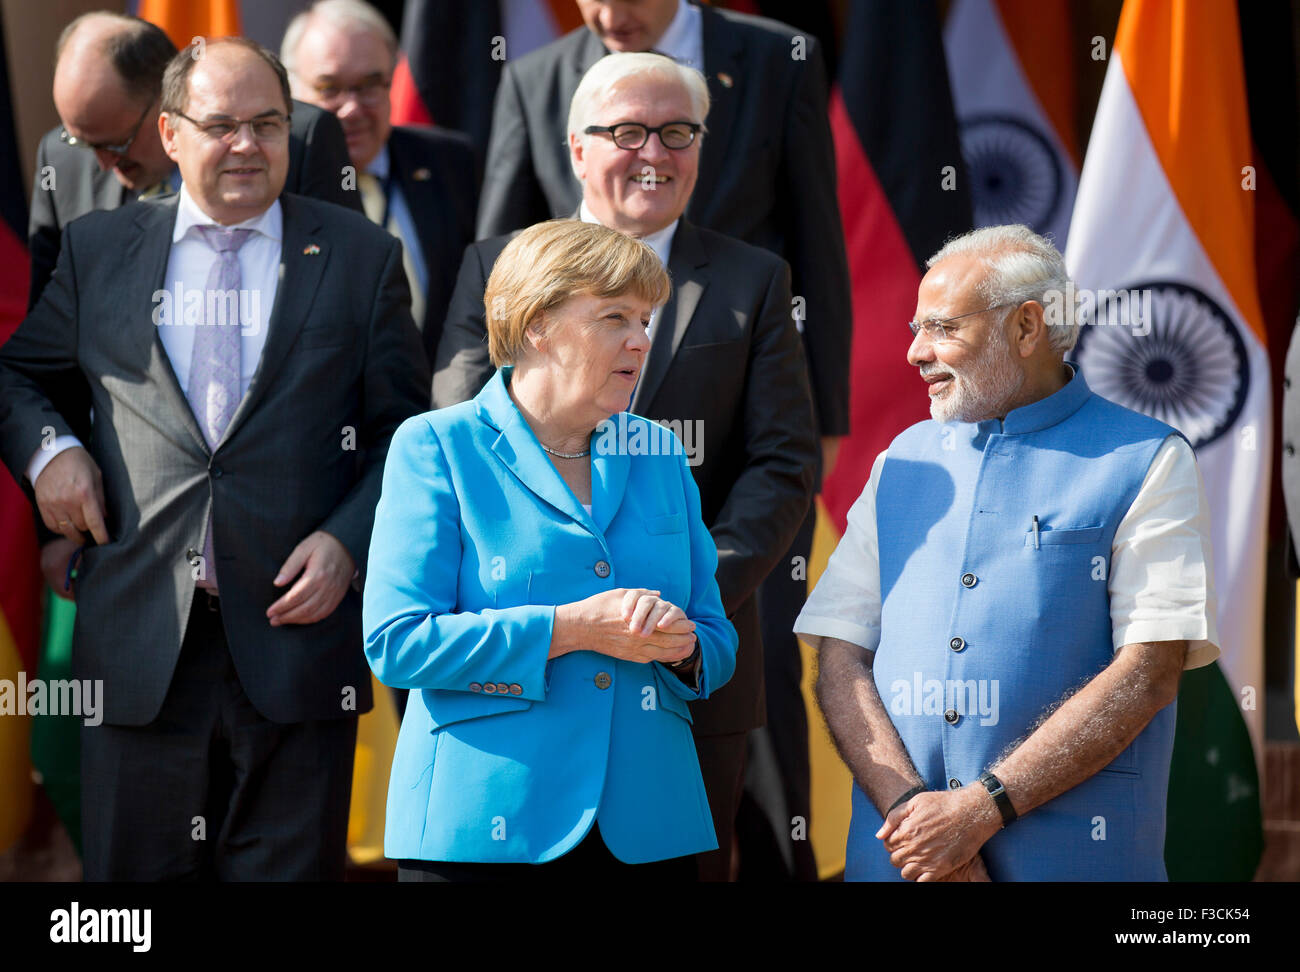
[51,12,177,190]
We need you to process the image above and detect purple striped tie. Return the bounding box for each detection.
[188,225,253,591]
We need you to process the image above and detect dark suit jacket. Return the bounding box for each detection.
[432,219,818,736]
[0,193,430,726]
[384,124,479,366]
[475,1,850,439]
[27,100,360,311]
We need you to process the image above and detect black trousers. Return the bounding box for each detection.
[80,591,358,881]
[744,505,818,880]
[396,824,697,882]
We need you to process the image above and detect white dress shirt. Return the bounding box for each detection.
[27,186,282,485]
[794,434,1220,670]
[656,0,705,70]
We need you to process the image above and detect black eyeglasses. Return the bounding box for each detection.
[59,99,154,157]
[583,121,702,150]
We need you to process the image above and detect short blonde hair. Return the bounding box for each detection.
[484,220,671,367]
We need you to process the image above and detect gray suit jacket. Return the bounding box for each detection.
[0,193,430,725]
[433,219,818,735]
[475,1,851,439]
[27,100,360,311]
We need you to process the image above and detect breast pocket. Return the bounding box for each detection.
[1024,526,1104,546]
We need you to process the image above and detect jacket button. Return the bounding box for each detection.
[211,466,223,478]
[483,683,497,694]
[961,572,977,588]
[944,708,960,725]
[949,636,966,652]
[508,683,522,695]
[469,682,482,693]
[495,682,510,694]
[593,560,611,578]
[594,671,612,690]
[948,778,962,789]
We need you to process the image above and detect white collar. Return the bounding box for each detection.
[579,200,679,268]
[655,0,700,69]
[173,183,283,244]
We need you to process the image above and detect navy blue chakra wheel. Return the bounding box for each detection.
[1069,280,1249,450]
[958,113,1063,230]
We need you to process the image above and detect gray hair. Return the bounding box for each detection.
[926,224,1080,353]
[281,0,398,76]
[567,52,710,170]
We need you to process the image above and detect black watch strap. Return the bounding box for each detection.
[978,770,1017,827]
[887,784,926,814]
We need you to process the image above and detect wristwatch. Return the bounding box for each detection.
[978,770,1017,827]
[669,640,700,670]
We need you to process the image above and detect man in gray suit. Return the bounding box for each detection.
[434,52,818,880]
[0,37,429,879]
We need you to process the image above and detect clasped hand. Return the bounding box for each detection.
[555,588,697,664]
[876,787,1001,881]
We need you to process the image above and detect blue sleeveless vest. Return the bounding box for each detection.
[848,368,1180,881]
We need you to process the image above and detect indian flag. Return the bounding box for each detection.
[944,0,1079,245]
[1065,0,1264,879]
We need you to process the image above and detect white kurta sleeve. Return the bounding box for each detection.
[1108,434,1220,669]
[793,450,887,651]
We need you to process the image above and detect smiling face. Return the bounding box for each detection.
[160,45,290,225]
[570,73,699,237]
[528,292,654,426]
[288,17,392,170]
[907,254,1026,423]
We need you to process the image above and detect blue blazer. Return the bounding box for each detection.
[363,366,738,864]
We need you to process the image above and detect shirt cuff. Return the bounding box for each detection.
[27,435,84,486]
[793,614,881,651]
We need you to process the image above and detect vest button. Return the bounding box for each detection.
[960,572,977,588]
[944,708,960,725]
[594,560,611,578]
[594,672,612,690]
[949,636,966,652]
[948,777,962,789]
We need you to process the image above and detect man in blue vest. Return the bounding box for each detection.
[795,225,1219,881]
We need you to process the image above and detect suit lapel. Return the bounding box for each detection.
[631,220,708,414]
[128,197,211,455]
[386,130,438,271]
[478,368,598,532]
[220,194,326,445]
[690,5,745,226]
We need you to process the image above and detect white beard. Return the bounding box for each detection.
[924,334,1026,424]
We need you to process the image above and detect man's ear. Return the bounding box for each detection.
[159,113,181,163]
[1015,301,1048,358]
[569,131,587,181]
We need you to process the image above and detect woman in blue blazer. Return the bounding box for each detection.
[363,221,738,879]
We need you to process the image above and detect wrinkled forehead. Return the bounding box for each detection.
[185,51,288,117]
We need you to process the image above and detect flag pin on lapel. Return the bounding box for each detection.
[303,243,321,256]
[717,72,733,88]
[412,167,432,181]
